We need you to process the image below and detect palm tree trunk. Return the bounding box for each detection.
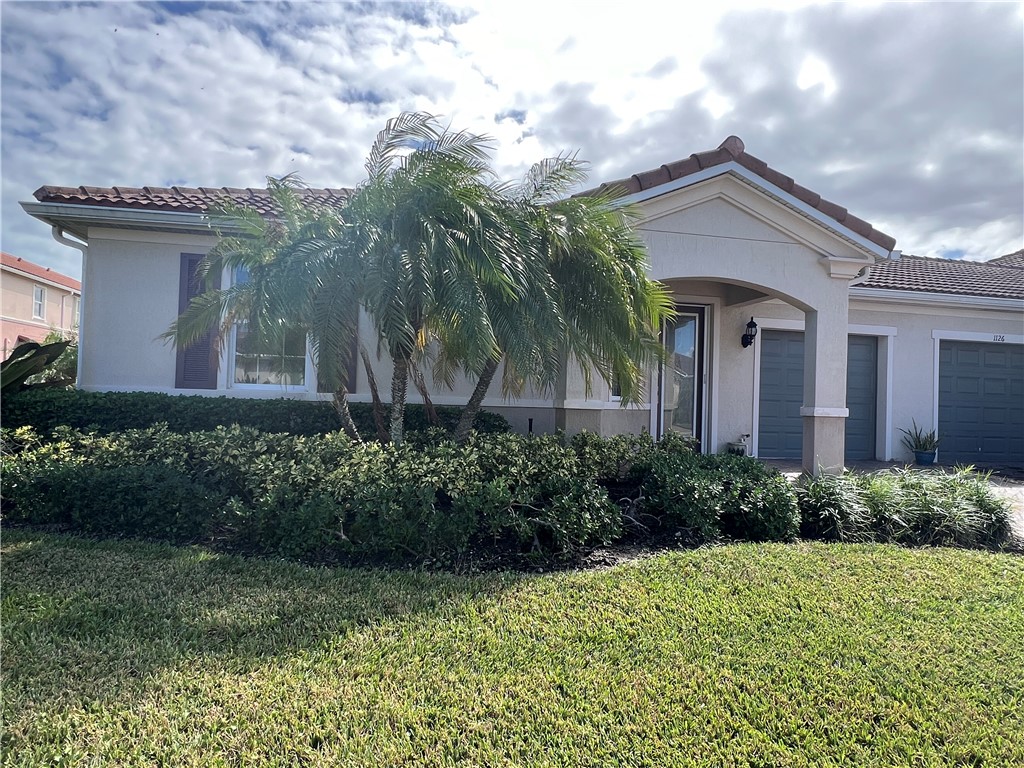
[390,354,409,445]
[332,386,363,442]
[360,346,389,443]
[410,361,439,426]
[455,356,499,444]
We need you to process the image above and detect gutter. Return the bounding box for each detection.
[49,227,88,386]
[21,201,220,235]
[850,286,1024,312]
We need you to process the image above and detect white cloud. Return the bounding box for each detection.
[796,54,836,98]
[0,0,1021,280]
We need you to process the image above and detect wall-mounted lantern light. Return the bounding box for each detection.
[741,317,758,348]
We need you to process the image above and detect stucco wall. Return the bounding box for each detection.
[81,229,215,390]
[80,228,559,427]
[638,180,863,460]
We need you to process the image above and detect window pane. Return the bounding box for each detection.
[233,323,305,386]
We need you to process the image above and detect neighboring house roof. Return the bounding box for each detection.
[856,253,1024,300]
[1,251,81,292]
[32,185,353,216]
[580,136,897,252]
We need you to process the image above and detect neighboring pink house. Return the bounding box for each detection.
[1,252,82,359]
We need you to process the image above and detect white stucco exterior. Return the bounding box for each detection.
[26,162,1024,471]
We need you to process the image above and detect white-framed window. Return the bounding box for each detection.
[229,267,311,390]
[232,323,308,387]
[73,295,80,328]
[32,285,45,319]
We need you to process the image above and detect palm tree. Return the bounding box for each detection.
[344,112,524,445]
[168,113,671,447]
[447,156,674,443]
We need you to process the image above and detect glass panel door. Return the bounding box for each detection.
[661,307,705,446]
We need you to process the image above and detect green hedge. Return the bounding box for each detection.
[0,389,511,437]
[6,422,1010,566]
[2,426,801,565]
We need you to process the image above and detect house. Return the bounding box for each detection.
[21,137,1024,472]
[1,251,81,359]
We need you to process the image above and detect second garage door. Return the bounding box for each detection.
[758,331,878,460]
[938,340,1023,464]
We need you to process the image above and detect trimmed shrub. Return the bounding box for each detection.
[571,430,660,484]
[710,454,801,542]
[469,433,622,557]
[0,389,510,438]
[640,452,721,541]
[5,461,221,541]
[332,442,484,561]
[2,427,624,564]
[640,451,800,543]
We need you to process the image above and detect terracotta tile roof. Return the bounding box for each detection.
[1,252,81,291]
[856,254,1024,299]
[33,185,353,216]
[581,136,897,252]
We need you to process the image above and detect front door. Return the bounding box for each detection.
[660,306,706,449]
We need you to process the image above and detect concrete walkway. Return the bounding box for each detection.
[761,459,1024,540]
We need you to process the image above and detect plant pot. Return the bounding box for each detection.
[913,450,936,466]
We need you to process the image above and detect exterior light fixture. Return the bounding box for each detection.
[741,317,758,348]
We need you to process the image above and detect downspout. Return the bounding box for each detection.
[50,226,88,387]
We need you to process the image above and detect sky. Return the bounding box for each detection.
[1,0,1022,279]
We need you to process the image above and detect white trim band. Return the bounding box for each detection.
[800,407,849,418]
[931,329,1024,344]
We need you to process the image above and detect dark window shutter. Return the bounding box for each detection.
[175,253,221,389]
[316,317,359,394]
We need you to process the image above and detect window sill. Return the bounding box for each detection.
[230,383,309,393]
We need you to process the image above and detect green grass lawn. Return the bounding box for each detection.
[3,531,1023,767]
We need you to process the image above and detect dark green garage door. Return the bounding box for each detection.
[938,340,1023,464]
[758,331,878,460]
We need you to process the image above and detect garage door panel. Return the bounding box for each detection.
[982,406,1012,424]
[938,340,1023,464]
[983,378,1008,396]
[955,377,981,395]
[758,331,877,460]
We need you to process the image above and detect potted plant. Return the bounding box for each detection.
[900,420,939,466]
